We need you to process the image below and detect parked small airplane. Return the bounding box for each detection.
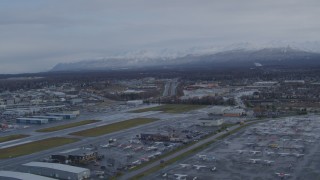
[275,172,291,178]
[133,146,143,151]
[249,159,261,164]
[237,150,247,154]
[124,145,132,150]
[264,160,274,165]
[197,154,207,158]
[132,160,141,165]
[278,153,290,157]
[179,164,191,168]
[193,165,207,170]
[265,151,275,155]
[250,150,261,155]
[211,167,217,171]
[293,153,304,157]
[100,144,110,148]
[174,174,187,180]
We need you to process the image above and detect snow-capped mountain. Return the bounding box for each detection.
[51,41,320,72]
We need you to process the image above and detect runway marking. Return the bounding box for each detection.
[0,140,33,149]
[96,123,107,127]
[0,139,21,146]
[60,148,80,154]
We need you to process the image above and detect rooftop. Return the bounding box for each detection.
[0,170,57,180]
[23,162,89,174]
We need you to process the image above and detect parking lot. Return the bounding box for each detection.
[146,115,320,180]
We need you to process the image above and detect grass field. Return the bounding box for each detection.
[131,104,207,113]
[0,134,29,143]
[70,118,158,137]
[0,137,79,159]
[36,120,100,132]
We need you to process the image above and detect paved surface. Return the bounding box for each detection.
[119,122,256,180]
[0,111,201,170]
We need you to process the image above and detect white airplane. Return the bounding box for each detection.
[237,150,247,154]
[293,153,304,157]
[250,150,261,155]
[100,144,110,148]
[275,172,291,178]
[124,145,132,150]
[129,139,140,144]
[140,157,149,162]
[305,140,316,143]
[132,160,141,165]
[133,146,143,151]
[211,167,217,171]
[278,153,290,157]
[224,141,231,145]
[265,151,275,155]
[193,177,198,180]
[162,173,167,177]
[264,160,275,165]
[146,146,157,151]
[179,164,191,168]
[193,165,207,170]
[197,154,207,158]
[249,159,261,164]
[174,174,187,180]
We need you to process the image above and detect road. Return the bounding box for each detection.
[162,79,179,97]
[0,111,201,170]
[120,121,262,180]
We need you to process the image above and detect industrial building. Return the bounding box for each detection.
[0,170,57,180]
[20,162,90,180]
[197,118,224,126]
[16,118,48,125]
[51,150,99,165]
[139,133,170,142]
[46,113,77,119]
[127,100,144,106]
[223,108,246,117]
[32,116,63,121]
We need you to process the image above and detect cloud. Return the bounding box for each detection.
[0,0,320,73]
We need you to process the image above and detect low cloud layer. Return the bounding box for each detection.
[1,0,320,73]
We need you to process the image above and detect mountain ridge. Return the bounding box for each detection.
[51,46,320,72]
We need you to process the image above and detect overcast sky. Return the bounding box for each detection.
[1,0,320,74]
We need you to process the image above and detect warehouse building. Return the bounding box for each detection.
[0,170,57,180]
[32,116,63,121]
[21,162,90,180]
[16,118,48,125]
[46,113,77,119]
[197,118,224,126]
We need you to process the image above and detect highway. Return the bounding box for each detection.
[162,79,179,97]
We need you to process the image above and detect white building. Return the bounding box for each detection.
[0,170,57,180]
[21,162,90,180]
[127,100,144,106]
[32,116,63,121]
